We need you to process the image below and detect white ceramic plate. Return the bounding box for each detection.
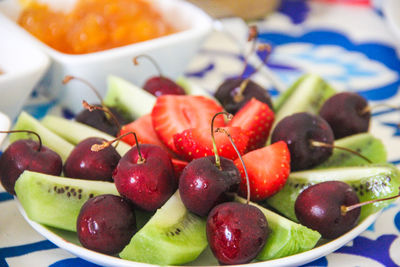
[0,111,11,146]
[16,198,380,267]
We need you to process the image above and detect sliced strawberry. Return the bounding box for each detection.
[171,158,188,178]
[229,98,274,152]
[173,126,249,161]
[119,114,168,150]
[151,95,225,152]
[234,141,290,201]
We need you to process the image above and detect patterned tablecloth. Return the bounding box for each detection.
[2,0,400,266]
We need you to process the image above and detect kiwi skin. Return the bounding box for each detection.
[266,164,400,222]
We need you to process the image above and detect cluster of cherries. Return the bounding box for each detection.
[1,35,398,264]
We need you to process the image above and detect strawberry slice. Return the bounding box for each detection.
[152,95,225,152]
[234,141,290,201]
[173,127,248,161]
[229,98,274,152]
[119,114,168,150]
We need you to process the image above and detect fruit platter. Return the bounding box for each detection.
[2,1,400,267]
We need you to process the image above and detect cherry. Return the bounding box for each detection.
[77,194,137,255]
[206,128,269,265]
[179,112,241,216]
[112,132,176,211]
[295,181,361,239]
[319,92,370,139]
[271,112,334,171]
[63,137,121,181]
[214,78,273,114]
[0,130,62,195]
[295,181,400,239]
[179,156,241,216]
[63,76,129,136]
[133,55,185,97]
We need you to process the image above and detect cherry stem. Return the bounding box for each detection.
[91,131,145,163]
[82,100,121,130]
[310,140,372,164]
[0,130,42,151]
[234,44,272,103]
[133,55,163,77]
[240,25,258,78]
[361,104,400,115]
[62,75,104,104]
[216,128,251,205]
[211,112,233,169]
[341,189,400,215]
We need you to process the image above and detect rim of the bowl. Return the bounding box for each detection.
[15,198,380,267]
[0,0,214,64]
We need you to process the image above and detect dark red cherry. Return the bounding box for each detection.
[143,76,185,97]
[63,137,121,181]
[75,105,129,136]
[112,144,176,211]
[206,202,269,265]
[295,181,360,239]
[179,156,241,217]
[0,138,62,195]
[214,78,273,114]
[77,194,137,254]
[319,92,370,139]
[271,112,334,171]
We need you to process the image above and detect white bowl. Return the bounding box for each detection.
[0,111,11,146]
[0,16,50,121]
[0,0,213,113]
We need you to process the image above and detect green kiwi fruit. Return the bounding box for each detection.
[10,112,74,162]
[41,115,131,156]
[272,74,336,127]
[119,191,207,265]
[175,76,219,102]
[103,75,156,119]
[15,171,119,232]
[315,133,387,169]
[235,196,320,260]
[266,164,400,222]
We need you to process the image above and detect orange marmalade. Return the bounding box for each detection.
[18,0,177,54]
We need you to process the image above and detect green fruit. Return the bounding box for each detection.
[315,133,387,169]
[120,191,207,265]
[235,196,320,260]
[266,164,400,222]
[175,76,219,102]
[15,171,119,232]
[104,75,156,119]
[41,115,131,156]
[273,74,336,125]
[10,112,74,162]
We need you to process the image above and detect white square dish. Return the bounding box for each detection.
[0,0,213,113]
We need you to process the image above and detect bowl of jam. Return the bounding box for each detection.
[0,0,213,112]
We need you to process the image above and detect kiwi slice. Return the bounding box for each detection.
[315,133,387,169]
[103,75,156,119]
[273,74,336,125]
[120,191,207,265]
[266,164,400,222]
[15,171,119,232]
[41,115,131,156]
[235,196,320,260]
[10,112,74,162]
[175,76,219,102]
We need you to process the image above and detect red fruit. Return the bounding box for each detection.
[173,127,248,161]
[119,114,168,150]
[234,141,290,201]
[144,77,186,97]
[229,98,274,151]
[151,95,225,152]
